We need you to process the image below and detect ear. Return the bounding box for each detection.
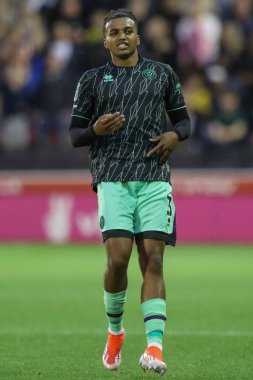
[137,35,140,46]
[104,39,108,49]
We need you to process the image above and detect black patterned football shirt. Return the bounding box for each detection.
[71,56,186,185]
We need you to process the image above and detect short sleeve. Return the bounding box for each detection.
[71,73,94,122]
[165,67,186,113]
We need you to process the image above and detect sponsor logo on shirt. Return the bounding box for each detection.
[103,74,114,82]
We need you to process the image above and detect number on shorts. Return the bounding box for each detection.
[167,195,172,226]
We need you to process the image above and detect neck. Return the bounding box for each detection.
[111,51,139,67]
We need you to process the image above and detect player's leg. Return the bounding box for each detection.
[137,238,166,301]
[104,237,133,332]
[97,182,135,370]
[103,237,133,370]
[134,181,176,374]
[137,245,148,277]
[137,239,167,374]
[104,237,133,293]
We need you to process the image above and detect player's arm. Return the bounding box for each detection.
[69,74,125,147]
[69,116,97,147]
[69,113,126,147]
[168,107,191,141]
[147,108,191,162]
[69,74,96,147]
[147,67,191,162]
[165,66,191,142]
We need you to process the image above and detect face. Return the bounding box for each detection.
[104,17,140,61]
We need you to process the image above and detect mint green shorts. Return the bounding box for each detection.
[97,181,176,245]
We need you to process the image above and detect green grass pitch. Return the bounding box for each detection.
[0,244,252,380]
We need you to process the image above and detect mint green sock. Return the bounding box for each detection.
[141,298,167,348]
[104,289,127,333]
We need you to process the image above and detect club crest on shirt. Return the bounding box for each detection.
[142,69,157,80]
[103,74,114,82]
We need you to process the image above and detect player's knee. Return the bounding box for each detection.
[108,254,129,273]
[147,254,163,275]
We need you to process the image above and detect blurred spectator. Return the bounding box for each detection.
[155,0,181,53]
[224,0,253,37]
[232,29,253,108]
[202,88,251,167]
[1,114,31,151]
[172,72,212,167]
[182,73,212,116]
[35,44,72,146]
[216,0,235,14]
[175,0,222,69]
[0,0,17,40]
[1,62,32,115]
[25,0,59,13]
[218,22,245,74]
[85,8,105,44]
[49,20,74,68]
[77,8,108,71]
[156,0,181,36]
[39,0,86,29]
[58,0,84,24]
[125,0,153,31]
[141,16,176,66]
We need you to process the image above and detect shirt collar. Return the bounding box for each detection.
[107,54,143,69]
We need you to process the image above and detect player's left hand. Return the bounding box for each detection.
[147,131,179,162]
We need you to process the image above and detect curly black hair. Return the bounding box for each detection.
[103,9,138,36]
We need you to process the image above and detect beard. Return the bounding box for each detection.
[114,47,136,60]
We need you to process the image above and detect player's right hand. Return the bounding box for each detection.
[93,112,125,136]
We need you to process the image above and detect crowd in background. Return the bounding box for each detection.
[0,0,253,170]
